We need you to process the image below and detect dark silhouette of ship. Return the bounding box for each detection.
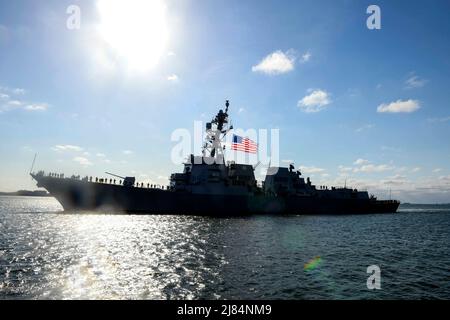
[31,101,400,215]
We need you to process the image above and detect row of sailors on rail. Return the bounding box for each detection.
[48,172,65,178]
[48,172,168,190]
[91,177,169,190]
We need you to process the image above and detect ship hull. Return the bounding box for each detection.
[34,176,399,215]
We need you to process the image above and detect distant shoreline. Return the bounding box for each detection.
[400,203,450,207]
[0,190,51,197]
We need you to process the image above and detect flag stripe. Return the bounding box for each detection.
[232,146,257,150]
[231,147,257,152]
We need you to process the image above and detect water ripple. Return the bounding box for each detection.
[1,196,450,299]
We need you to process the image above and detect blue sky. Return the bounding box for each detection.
[1,0,450,203]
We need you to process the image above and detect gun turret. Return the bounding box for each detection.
[106,172,135,187]
[105,172,125,179]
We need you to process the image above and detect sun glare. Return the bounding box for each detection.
[96,0,169,71]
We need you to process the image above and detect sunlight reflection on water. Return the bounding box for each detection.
[1,196,450,300]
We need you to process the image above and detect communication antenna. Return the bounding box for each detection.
[253,161,261,170]
[29,153,37,175]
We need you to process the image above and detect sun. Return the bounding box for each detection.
[96,0,169,71]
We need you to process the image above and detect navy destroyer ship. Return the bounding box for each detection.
[31,101,400,215]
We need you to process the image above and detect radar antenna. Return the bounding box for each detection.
[202,100,233,163]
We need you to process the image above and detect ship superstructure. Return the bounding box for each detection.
[31,101,400,215]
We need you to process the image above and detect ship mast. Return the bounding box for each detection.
[202,100,233,163]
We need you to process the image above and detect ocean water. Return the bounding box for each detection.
[1,196,449,300]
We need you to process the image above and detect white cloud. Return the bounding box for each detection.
[383,174,407,186]
[299,166,325,174]
[354,158,370,166]
[0,24,8,44]
[167,74,179,82]
[297,89,331,113]
[377,99,420,113]
[13,88,25,95]
[96,155,111,164]
[411,167,421,173]
[381,145,402,152]
[314,172,450,203]
[24,103,48,111]
[73,157,93,167]
[123,150,134,155]
[252,50,295,75]
[405,74,427,89]
[300,52,311,63]
[338,165,353,173]
[0,86,25,96]
[354,164,394,173]
[433,168,442,173]
[427,116,450,123]
[8,100,22,106]
[52,145,83,152]
[238,108,245,114]
[0,93,25,112]
[355,124,374,133]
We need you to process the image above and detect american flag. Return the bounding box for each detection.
[231,135,258,154]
